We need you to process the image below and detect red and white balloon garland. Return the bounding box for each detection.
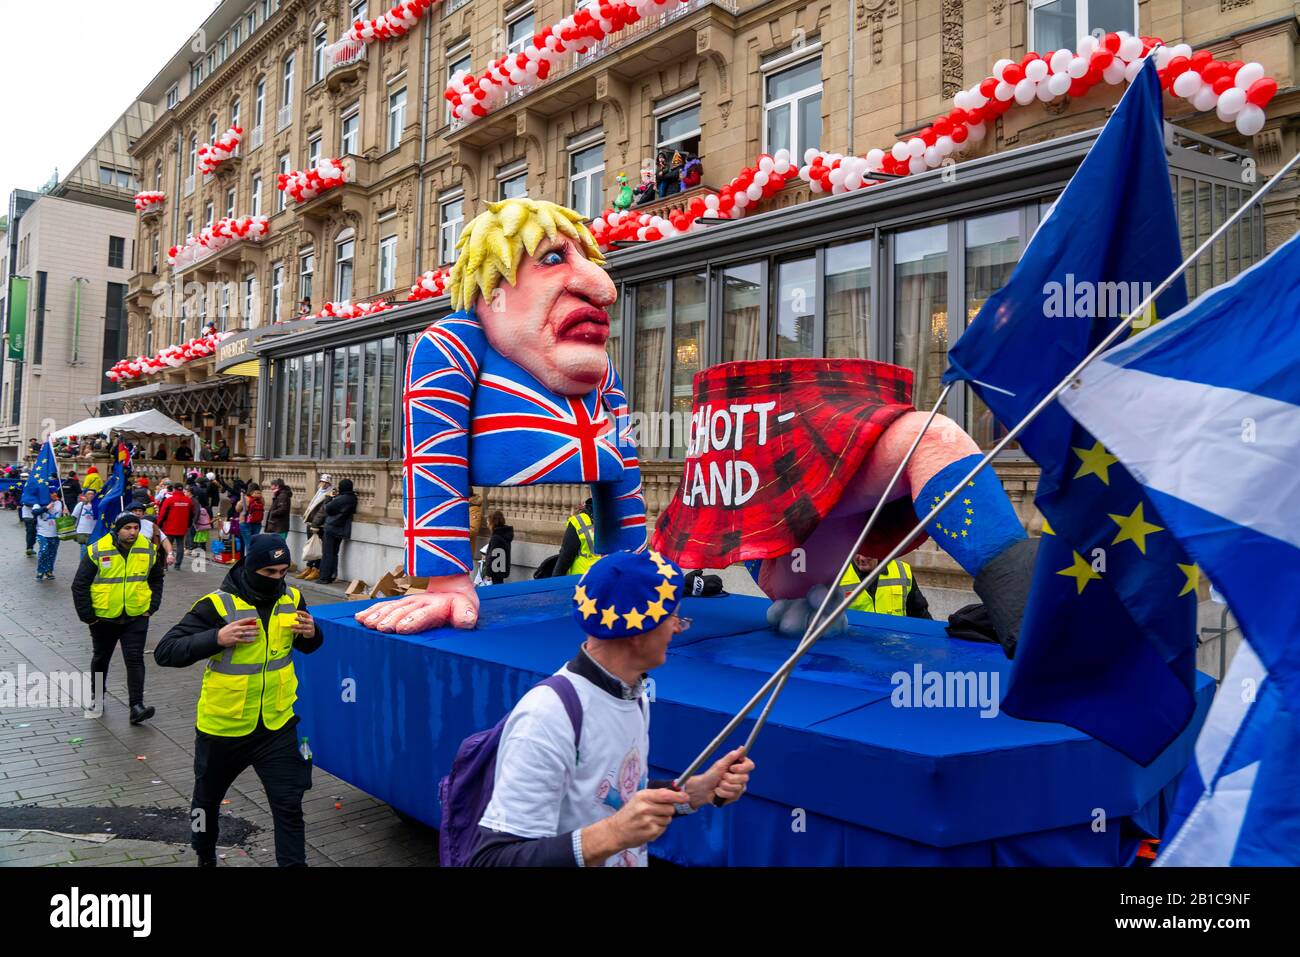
[197,126,243,176]
[589,33,1279,249]
[107,326,229,382]
[346,0,437,43]
[277,158,350,204]
[168,216,270,269]
[406,269,448,301]
[134,191,166,212]
[444,0,678,123]
[309,299,395,320]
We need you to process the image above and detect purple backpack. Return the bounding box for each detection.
[438,674,582,867]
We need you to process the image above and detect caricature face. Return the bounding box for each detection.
[475,234,617,396]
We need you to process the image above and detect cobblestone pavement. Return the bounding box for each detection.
[0,515,438,867]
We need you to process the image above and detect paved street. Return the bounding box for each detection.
[0,515,438,867]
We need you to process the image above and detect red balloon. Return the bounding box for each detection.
[1091,50,1114,71]
[1165,55,1190,77]
[1002,64,1024,84]
[1190,50,1213,70]
[1068,78,1090,97]
[1020,52,1040,67]
[1246,76,1278,107]
[951,125,968,144]
[1103,32,1121,54]
[979,77,998,97]
[1211,75,1234,95]
[920,126,936,146]
[933,117,952,136]
[1202,60,1226,83]
[948,108,968,126]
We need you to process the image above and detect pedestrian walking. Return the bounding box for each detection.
[239,482,265,557]
[71,512,165,723]
[264,479,292,539]
[33,497,64,580]
[72,490,99,544]
[155,534,324,867]
[158,483,195,571]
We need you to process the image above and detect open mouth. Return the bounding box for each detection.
[557,306,610,345]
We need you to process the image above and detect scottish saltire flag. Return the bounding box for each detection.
[942,58,1198,765]
[21,440,61,507]
[91,461,128,541]
[1061,231,1300,863]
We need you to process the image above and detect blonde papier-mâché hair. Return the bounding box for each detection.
[448,198,605,311]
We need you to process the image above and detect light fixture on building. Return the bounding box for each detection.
[675,340,698,366]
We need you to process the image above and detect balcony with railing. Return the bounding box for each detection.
[325,37,368,90]
[446,0,736,145]
[277,105,293,132]
[249,125,264,150]
[183,174,196,197]
[291,156,369,224]
[446,0,472,12]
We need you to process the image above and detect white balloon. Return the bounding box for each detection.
[968,85,988,108]
[774,158,791,175]
[995,80,1016,101]
[1235,62,1265,90]
[704,194,719,210]
[758,155,775,173]
[746,183,762,201]
[992,58,1013,77]
[1103,61,1127,85]
[1014,78,1037,105]
[935,135,955,156]
[908,137,926,158]
[804,147,820,165]
[808,179,824,194]
[1235,103,1266,136]
[1124,59,1144,84]
[1191,85,1220,112]
[1049,49,1073,74]
[967,122,987,143]
[908,156,927,175]
[1025,59,1048,83]
[1036,80,1056,101]
[828,167,845,187]
[1118,35,1142,62]
[1077,35,1097,57]
[924,146,941,166]
[1047,72,1072,97]
[1172,69,1202,98]
[891,141,910,162]
[773,148,791,166]
[844,170,862,191]
[1171,43,1192,60]
[753,170,769,186]
[1154,46,1173,70]
[865,148,885,170]
[1217,86,1247,119]
[954,90,971,110]
[1067,56,1088,79]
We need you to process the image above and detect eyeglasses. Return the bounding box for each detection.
[671,615,693,631]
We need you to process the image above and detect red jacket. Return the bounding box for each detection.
[158,493,194,536]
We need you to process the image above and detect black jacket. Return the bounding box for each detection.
[552,507,592,577]
[153,564,323,670]
[486,525,513,585]
[324,480,357,539]
[70,533,166,625]
[264,487,293,533]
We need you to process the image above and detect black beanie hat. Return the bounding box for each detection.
[113,512,141,532]
[245,533,292,572]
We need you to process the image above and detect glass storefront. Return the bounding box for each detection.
[276,335,400,459]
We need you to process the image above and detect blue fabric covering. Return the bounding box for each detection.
[913,452,1027,577]
[295,579,1213,866]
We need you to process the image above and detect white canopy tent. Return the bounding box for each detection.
[50,410,199,452]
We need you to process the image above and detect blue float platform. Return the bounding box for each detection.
[296,577,1214,866]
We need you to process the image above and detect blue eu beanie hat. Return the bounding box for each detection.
[572,550,684,639]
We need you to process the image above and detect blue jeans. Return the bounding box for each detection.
[241,522,262,557]
[36,535,60,576]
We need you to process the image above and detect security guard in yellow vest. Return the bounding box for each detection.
[556,498,602,576]
[72,512,166,724]
[839,555,932,619]
[155,533,324,867]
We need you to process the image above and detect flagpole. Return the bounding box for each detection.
[674,147,1300,789]
[737,385,952,758]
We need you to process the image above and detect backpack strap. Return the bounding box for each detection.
[539,674,582,762]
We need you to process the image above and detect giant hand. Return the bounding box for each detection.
[353,573,480,633]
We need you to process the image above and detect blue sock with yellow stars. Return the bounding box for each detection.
[913,453,1027,578]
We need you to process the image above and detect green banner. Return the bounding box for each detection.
[6,276,28,360]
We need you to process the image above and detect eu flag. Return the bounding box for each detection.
[942,59,1198,765]
[21,440,61,507]
[92,461,129,541]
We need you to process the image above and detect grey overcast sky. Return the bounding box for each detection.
[0,0,216,211]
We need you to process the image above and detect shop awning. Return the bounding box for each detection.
[49,410,199,449]
[81,381,186,406]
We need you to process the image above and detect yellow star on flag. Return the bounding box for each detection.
[600,605,620,628]
[1177,563,1200,598]
[1040,516,1055,536]
[655,562,678,580]
[644,599,668,623]
[573,585,589,604]
[577,596,598,619]
[1073,441,1119,485]
[623,607,646,630]
[1057,551,1102,595]
[655,581,677,602]
[1109,503,1164,555]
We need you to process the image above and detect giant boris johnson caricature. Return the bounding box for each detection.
[359,198,1034,651]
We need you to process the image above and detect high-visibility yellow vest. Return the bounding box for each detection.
[566,511,601,576]
[840,560,913,616]
[195,587,302,737]
[87,533,156,619]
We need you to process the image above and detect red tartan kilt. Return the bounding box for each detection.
[652,358,920,569]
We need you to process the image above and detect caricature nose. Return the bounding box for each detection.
[567,249,617,308]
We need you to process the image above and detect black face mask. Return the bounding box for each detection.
[244,567,286,603]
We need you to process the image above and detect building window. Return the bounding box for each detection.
[505,5,535,55]
[825,239,873,360]
[446,44,472,124]
[251,173,262,217]
[497,160,527,200]
[378,234,397,291]
[299,250,314,306]
[243,273,257,326]
[191,60,203,90]
[568,140,604,220]
[721,262,763,363]
[270,261,284,323]
[254,78,265,132]
[219,282,231,330]
[763,54,822,160]
[277,154,291,211]
[893,222,949,412]
[439,193,464,265]
[208,114,218,146]
[185,214,194,239]
[281,52,295,111]
[262,0,273,19]
[231,96,241,130]
[655,91,701,160]
[188,134,197,175]
[204,201,214,226]
[308,135,322,168]
[108,236,125,269]
[247,11,255,36]
[1030,0,1136,52]
[321,337,397,458]
[151,235,160,272]
[387,87,407,150]
[154,161,163,190]
[350,0,368,23]
[226,187,236,219]
[336,232,355,302]
[963,210,1022,449]
[33,272,46,365]
[103,283,127,383]
[166,84,179,109]
[232,23,241,48]
[341,107,359,155]
[313,31,327,83]
[772,256,816,359]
